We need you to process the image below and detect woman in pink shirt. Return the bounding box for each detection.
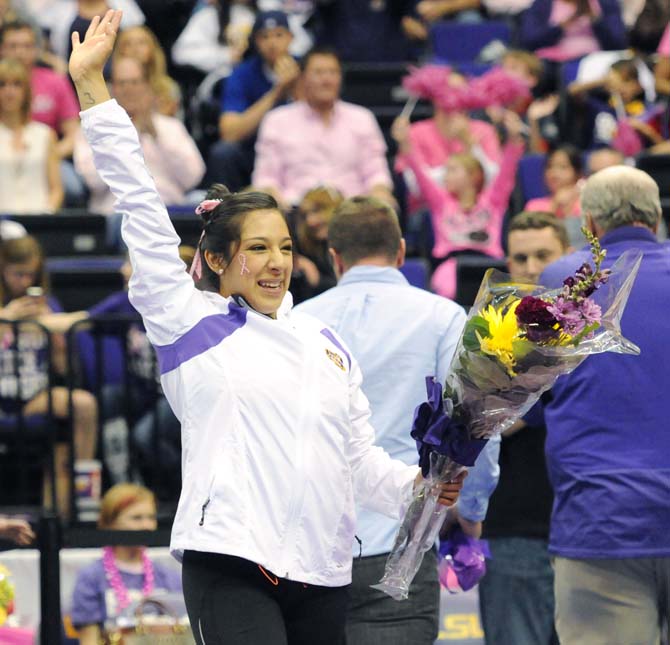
[392,112,525,299]
[394,109,502,216]
[524,145,583,219]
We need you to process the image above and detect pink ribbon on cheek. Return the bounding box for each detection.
[238,254,250,276]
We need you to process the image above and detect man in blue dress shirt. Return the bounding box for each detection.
[540,165,670,645]
[295,196,501,645]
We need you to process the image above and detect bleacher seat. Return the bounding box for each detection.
[454,255,507,308]
[400,257,431,290]
[5,213,109,256]
[517,153,548,203]
[168,211,202,248]
[340,63,433,146]
[46,256,124,312]
[0,321,59,509]
[429,20,511,64]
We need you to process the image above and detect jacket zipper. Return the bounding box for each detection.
[199,475,216,526]
[199,498,210,526]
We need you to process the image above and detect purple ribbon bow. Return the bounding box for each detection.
[410,377,488,475]
[438,526,490,592]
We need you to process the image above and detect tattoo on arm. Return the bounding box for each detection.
[83,92,95,107]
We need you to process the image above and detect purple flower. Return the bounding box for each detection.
[579,298,602,327]
[515,296,560,341]
[547,297,586,336]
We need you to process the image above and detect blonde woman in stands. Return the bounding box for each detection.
[113,25,182,117]
[0,59,63,213]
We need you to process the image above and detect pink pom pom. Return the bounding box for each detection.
[612,119,643,157]
[467,67,531,111]
[402,65,453,101]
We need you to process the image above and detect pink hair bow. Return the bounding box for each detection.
[190,199,222,281]
[195,199,222,215]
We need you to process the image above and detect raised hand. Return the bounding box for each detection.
[69,9,122,83]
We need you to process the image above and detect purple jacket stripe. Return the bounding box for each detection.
[155,307,248,374]
[320,328,351,370]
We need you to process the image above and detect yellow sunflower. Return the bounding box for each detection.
[476,301,522,375]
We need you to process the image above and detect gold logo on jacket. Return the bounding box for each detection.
[325,348,346,371]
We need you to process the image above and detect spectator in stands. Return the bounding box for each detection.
[0,0,19,28]
[113,25,181,117]
[74,56,205,215]
[289,185,341,304]
[519,0,627,72]
[394,80,502,218]
[37,0,145,63]
[0,59,63,213]
[524,144,583,219]
[625,0,670,55]
[494,49,566,154]
[253,47,397,208]
[208,9,299,191]
[391,110,525,299]
[569,57,662,151]
[0,19,83,206]
[70,483,182,645]
[311,0,424,63]
[260,0,314,55]
[655,23,670,96]
[0,515,34,545]
[172,0,257,75]
[479,211,569,645]
[0,235,98,517]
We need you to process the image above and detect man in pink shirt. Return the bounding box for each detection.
[252,48,396,209]
[0,19,86,205]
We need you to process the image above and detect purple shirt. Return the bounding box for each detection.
[540,227,670,558]
[70,557,182,627]
[252,100,392,204]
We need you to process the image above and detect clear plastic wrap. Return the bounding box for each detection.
[372,240,642,600]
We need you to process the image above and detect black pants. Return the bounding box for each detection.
[182,551,350,645]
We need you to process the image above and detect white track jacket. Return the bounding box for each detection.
[81,100,418,587]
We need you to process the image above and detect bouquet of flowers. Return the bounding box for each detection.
[372,231,642,600]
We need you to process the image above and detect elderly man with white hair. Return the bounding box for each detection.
[538,165,670,645]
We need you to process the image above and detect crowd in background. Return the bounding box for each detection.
[0,1,669,643]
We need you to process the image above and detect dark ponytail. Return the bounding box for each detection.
[196,183,282,291]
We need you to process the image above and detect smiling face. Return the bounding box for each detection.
[217,209,293,317]
[545,150,580,194]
